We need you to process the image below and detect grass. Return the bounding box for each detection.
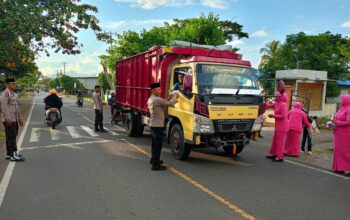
[0,131,5,141]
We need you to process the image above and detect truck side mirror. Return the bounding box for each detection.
[183,74,193,90]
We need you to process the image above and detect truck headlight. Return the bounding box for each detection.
[193,114,215,134]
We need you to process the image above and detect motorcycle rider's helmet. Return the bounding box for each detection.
[49,89,57,95]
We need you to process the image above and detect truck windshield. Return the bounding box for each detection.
[196,64,260,95]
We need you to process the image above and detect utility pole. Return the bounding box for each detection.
[63,62,67,75]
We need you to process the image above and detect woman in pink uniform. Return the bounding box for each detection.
[284,102,311,157]
[332,94,350,173]
[265,92,289,162]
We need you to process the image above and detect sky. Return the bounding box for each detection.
[37,0,350,78]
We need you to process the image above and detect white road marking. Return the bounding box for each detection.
[284,159,350,180]
[66,126,82,138]
[114,125,125,132]
[50,128,60,141]
[22,140,112,151]
[81,126,99,137]
[0,96,36,207]
[29,128,41,142]
[104,128,118,136]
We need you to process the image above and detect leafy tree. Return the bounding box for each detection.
[49,78,60,89]
[39,77,52,88]
[17,69,39,90]
[259,32,350,97]
[100,13,248,74]
[98,73,111,91]
[0,0,109,77]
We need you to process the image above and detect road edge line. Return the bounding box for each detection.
[0,96,36,207]
[284,159,350,180]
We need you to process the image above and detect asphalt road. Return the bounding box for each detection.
[0,92,349,220]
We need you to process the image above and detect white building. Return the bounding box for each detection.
[74,76,98,92]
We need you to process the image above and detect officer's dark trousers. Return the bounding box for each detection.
[150,127,164,166]
[94,110,104,130]
[3,122,19,156]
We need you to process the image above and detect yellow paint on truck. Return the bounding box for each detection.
[208,105,259,120]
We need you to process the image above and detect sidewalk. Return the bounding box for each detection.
[260,127,334,171]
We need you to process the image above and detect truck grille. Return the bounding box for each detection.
[214,119,254,133]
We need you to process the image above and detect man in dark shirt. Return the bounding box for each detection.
[44,89,63,113]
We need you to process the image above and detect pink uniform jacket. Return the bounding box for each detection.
[288,102,311,132]
[269,93,289,132]
[334,95,350,134]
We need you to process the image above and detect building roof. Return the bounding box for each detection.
[336,80,350,86]
[276,69,328,81]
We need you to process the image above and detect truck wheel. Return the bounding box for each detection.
[170,124,191,160]
[135,114,144,137]
[125,113,137,137]
[223,144,244,156]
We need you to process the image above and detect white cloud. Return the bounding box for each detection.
[115,0,194,9]
[226,39,245,47]
[341,19,350,28]
[200,0,230,9]
[251,29,268,38]
[105,19,173,30]
[80,55,95,65]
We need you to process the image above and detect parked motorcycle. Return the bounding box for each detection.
[45,108,62,129]
[77,97,83,107]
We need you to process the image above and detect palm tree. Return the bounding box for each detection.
[259,40,281,67]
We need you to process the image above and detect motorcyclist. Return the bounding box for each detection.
[77,91,83,105]
[44,89,63,114]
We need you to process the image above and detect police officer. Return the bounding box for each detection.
[1,78,25,161]
[92,85,107,133]
[147,83,178,171]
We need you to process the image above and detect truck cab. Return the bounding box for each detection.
[167,59,263,159]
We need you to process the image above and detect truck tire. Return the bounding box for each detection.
[170,124,191,160]
[223,144,244,157]
[125,113,137,137]
[135,114,144,137]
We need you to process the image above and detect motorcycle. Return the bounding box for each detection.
[77,97,83,107]
[45,108,62,129]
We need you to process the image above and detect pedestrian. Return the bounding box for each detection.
[332,94,350,174]
[265,92,288,162]
[108,92,116,116]
[147,83,178,171]
[301,115,319,154]
[92,85,107,133]
[284,102,311,157]
[1,78,25,161]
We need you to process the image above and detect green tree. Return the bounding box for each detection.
[100,13,248,74]
[259,32,350,97]
[0,0,109,77]
[49,78,60,89]
[17,68,40,90]
[98,73,111,91]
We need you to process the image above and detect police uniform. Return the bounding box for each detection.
[1,86,22,159]
[92,90,106,132]
[147,83,178,170]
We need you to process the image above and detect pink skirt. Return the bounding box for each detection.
[333,133,350,171]
[284,130,302,156]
